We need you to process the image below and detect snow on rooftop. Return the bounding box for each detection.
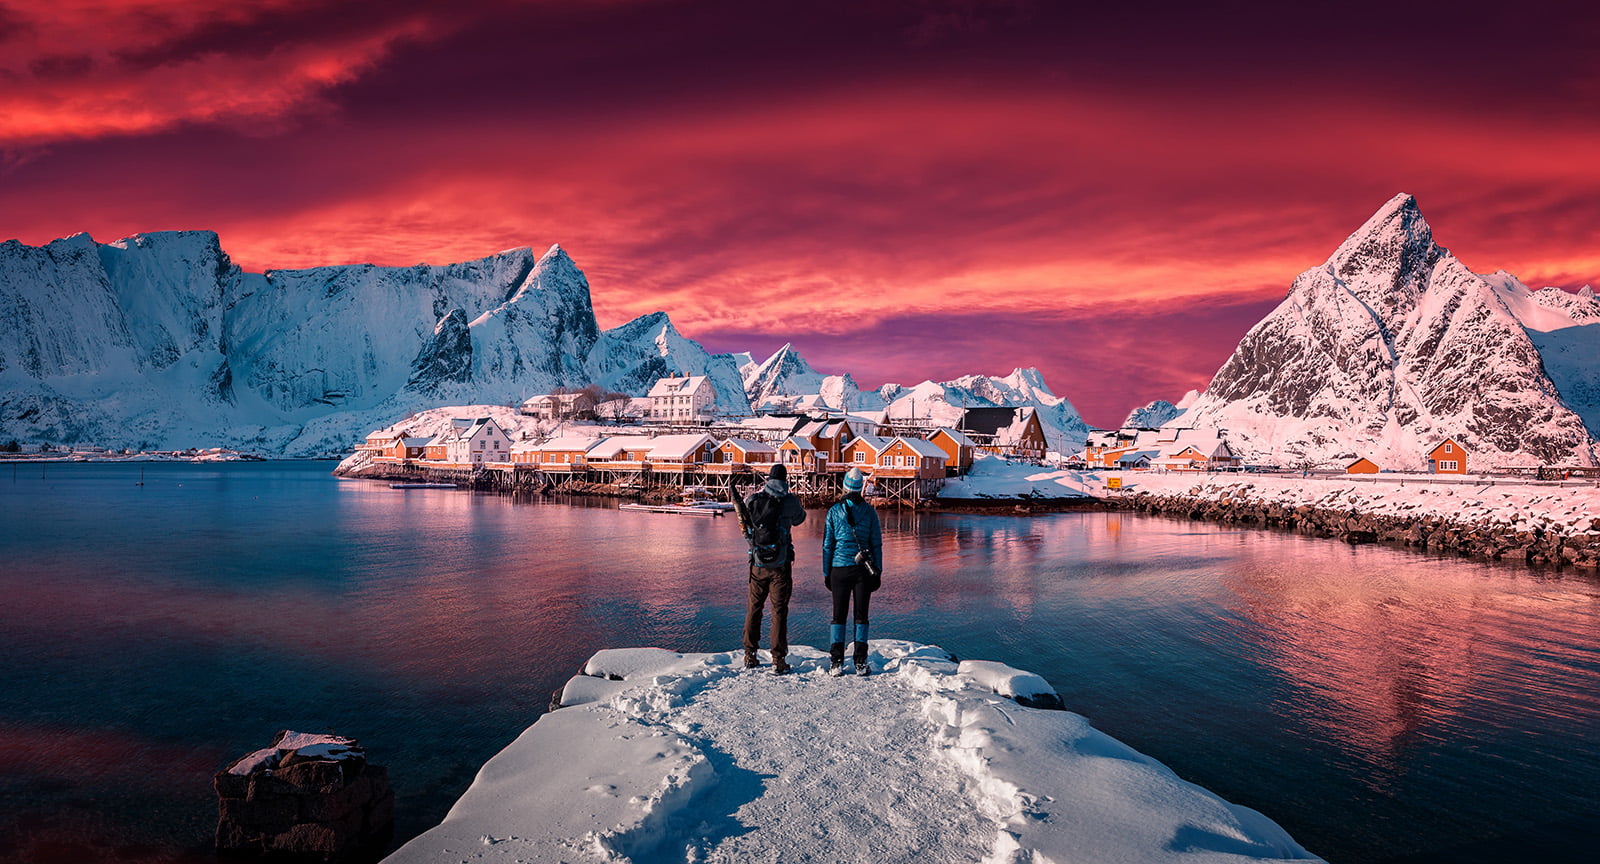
[532,435,598,452]
[646,433,714,459]
[896,436,949,458]
[383,641,1318,864]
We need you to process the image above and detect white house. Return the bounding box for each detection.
[426,417,512,465]
[648,376,717,423]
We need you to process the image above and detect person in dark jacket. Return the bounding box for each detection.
[822,467,882,675]
[742,463,807,675]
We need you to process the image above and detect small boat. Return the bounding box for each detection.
[620,502,725,517]
[680,486,736,511]
[391,482,458,489]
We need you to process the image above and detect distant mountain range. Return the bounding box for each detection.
[1173,194,1599,469]
[3,194,1594,465]
[0,232,1086,455]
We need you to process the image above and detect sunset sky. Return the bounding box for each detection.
[3,0,1597,427]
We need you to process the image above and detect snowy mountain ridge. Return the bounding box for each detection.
[739,350,1091,450]
[1174,193,1599,469]
[0,233,749,454]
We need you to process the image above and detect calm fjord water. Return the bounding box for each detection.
[2,461,1598,863]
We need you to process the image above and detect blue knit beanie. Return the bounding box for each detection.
[843,468,865,492]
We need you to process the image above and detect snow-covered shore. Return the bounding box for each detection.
[939,455,1600,531]
[1115,471,1600,536]
[384,641,1320,864]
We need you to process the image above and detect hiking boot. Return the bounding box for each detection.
[744,651,760,669]
[829,659,844,676]
[773,658,792,675]
[855,662,871,676]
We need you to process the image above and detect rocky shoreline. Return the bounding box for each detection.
[1121,489,1600,569]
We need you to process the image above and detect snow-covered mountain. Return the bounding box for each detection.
[1175,194,1599,469]
[1123,390,1198,429]
[0,232,746,454]
[739,346,1090,450]
[742,343,827,412]
[1124,401,1182,429]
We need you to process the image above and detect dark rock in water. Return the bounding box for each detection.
[215,730,393,861]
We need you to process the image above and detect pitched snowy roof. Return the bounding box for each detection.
[779,436,817,451]
[895,437,948,459]
[534,435,599,452]
[847,434,892,454]
[647,434,715,459]
[720,437,776,454]
[587,436,651,460]
[400,437,431,447]
[931,427,975,448]
[647,376,710,398]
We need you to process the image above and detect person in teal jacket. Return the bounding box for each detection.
[822,468,882,675]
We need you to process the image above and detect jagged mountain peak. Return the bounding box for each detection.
[1179,194,1597,469]
[1318,192,1443,308]
[758,343,812,372]
[743,343,824,411]
[107,229,223,249]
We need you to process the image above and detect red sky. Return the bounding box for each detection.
[3,0,1597,427]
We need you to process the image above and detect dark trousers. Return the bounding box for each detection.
[829,563,872,628]
[832,563,870,665]
[743,562,792,659]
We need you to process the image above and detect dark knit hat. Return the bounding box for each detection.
[770,463,787,481]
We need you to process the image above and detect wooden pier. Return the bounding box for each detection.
[354,457,942,503]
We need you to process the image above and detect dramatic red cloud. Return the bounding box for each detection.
[0,1,449,146]
[2,0,1597,425]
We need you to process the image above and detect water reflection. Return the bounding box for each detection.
[2,464,1599,863]
[1219,554,1600,789]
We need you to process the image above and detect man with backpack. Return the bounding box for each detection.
[739,463,807,674]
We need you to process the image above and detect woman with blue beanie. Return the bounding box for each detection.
[822,467,883,675]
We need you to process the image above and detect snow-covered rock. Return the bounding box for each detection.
[383,641,1320,864]
[1176,194,1599,470]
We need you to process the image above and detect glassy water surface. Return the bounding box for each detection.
[2,461,1598,863]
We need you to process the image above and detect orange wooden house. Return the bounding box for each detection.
[378,436,428,462]
[512,435,596,470]
[1428,439,1468,474]
[361,429,404,452]
[777,436,827,473]
[713,438,777,466]
[1346,457,1380,474]
[928,428,976,476]
[872,437,949,480]
[792,418,855,464]
[841,434,892,473]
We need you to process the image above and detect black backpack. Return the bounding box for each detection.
[747,491,787,568]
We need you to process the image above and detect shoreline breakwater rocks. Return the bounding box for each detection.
[214,730,393,861]
[1122,487,1600,568]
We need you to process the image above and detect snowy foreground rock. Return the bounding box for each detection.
[384,641,1320,864]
